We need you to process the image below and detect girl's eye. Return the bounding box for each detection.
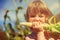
[39,16,44,17]
[30,16,35,17]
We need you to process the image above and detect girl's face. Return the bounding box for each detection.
[28,13,46,24]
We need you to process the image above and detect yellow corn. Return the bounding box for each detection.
[20,22,32,27]
[20,22,49,28]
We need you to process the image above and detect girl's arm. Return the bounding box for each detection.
[37,31,46,40]
[25,36,35,40]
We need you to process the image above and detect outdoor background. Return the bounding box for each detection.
[0,0,60,40]
[0,0,60,31]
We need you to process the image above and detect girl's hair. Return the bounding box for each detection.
[25,0,53,21]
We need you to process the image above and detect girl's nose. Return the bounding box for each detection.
[35,17,40,20]
[35,15,40,20]
[34,16,40,22]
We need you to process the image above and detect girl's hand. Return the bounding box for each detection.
[31,22,44,32]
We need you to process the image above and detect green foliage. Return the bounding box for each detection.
[14,35,22,40]
[44,16,60,33]
[46,22,60,33]
[3,0,32,40]
[19,0,23,3]
[25,0,28,2]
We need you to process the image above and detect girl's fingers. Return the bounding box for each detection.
[32,22,42,29]
[31,22,44,32]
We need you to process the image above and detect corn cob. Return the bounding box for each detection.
[20,22,49,27]
[20,22,32,27]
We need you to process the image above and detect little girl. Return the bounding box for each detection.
[24,0,60,40]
